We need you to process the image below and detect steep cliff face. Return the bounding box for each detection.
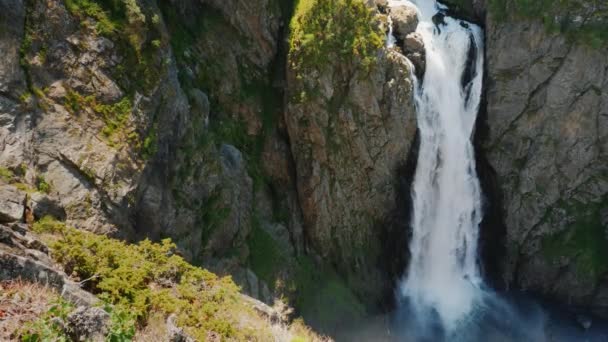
[286,0,417,305]
[0,0,299,307]
[2,0,416,333]
[481,0,608,315]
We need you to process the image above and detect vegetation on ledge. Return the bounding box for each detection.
[31,217,323,341]
[289,0,384,74]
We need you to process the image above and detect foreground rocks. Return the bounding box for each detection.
[0,223,99,308]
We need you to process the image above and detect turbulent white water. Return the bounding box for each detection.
[389,0,485,332]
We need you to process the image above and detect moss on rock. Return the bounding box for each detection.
[541,196,608,282]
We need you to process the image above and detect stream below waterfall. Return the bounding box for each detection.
[368,1,608,341]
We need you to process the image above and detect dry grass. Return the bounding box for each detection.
[0,279,61,341]
[133,311,168,341]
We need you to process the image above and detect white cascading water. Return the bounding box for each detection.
[389,0,485,333]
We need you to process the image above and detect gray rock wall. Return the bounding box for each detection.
[285,4,418,302]
[483,2,608,316]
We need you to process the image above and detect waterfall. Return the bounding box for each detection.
[389,0,485,334]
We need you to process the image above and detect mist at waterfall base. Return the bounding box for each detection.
[380,1,608,341]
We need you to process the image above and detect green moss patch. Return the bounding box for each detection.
[542,196,608,282]
[64,90,144,148]
[247,217,287,288]
[63,0,164,92]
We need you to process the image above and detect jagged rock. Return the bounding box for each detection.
[202,144,253,260]
[0,185,24,223]
[0,251,99,306]
[31,192,66,221]
[66,306,110,342]
[0,223,99,307]
[0,223,48,255]
[390,5,419,41]
[234,267,274,304]
[440,0,486,23]
[286,45,417,303]
[188,88,210,128]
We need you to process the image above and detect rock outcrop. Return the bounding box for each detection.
[482,0,608,316]
[286,2,418,304]
[389,4,425,76]
[0,0,300,309]
[0,223,99,307]
[390,5,419,41]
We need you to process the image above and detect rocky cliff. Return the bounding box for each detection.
[427,0,608,319]
[0,0,421,336]
[478,0,608,317]
[286,0,417,308]
[0,0,300,314]
[5,0,606,336]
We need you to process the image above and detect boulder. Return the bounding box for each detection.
[404,32,424,52]
[0,185,23,223]
[390,5,419,41]
[166,314,195,342]
[66,306,110,342]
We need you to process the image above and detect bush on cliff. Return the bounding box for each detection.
[289,0,384,74]
[32,217,270,340]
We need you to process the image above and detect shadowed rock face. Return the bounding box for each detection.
[429,0,608,318]
[286,44,418,305]
[0,0,26,94]
[481,1,608,317]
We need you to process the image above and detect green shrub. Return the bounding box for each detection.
[34,217,266,340]
[140,124,158,159]
[64,90,133,143]
[20,297,74,342]
[0,167,14,182]
[105,305,137,342]
[36,176,52,194]
[289,0,384,74]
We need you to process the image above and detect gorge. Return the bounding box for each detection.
[0,0,606,340]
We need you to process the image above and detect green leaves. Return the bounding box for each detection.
[36,217,255,340]
[20,298,73,342]
[289,0,384,73]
